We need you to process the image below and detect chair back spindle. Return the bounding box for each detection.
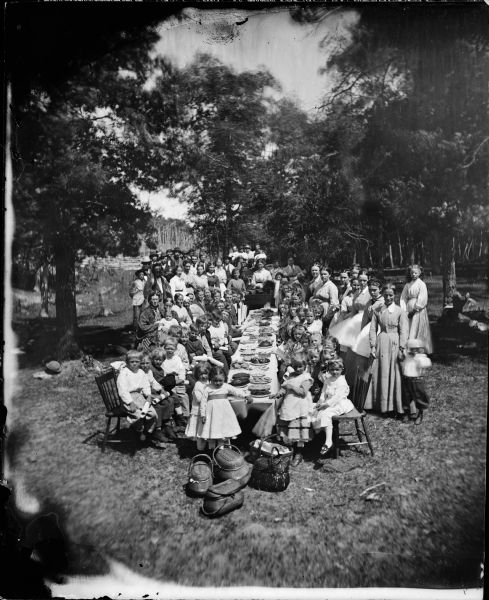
[95,369,122,412]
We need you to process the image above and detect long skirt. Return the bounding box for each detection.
[407,308,433,354]
[344,349,370,392]
[364,332,403,414]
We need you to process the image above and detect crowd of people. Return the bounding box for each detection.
[119,244,433,464]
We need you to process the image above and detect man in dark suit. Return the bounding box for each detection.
[143,263,171,305]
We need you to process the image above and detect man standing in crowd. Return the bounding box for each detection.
[189,253,199,275]
[172,248,184,268]
[144,262,171,304]
[283,256,304,283]
[161,251,175,279]
[199,251,209,272]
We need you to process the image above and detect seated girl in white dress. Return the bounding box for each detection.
[311,357,354,456]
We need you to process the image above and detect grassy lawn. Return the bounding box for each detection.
[6,276,487,589]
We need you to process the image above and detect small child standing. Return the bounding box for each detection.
[129,270,146,331]
[185,362,210,450]
[276,354,314,466]
[311,358,353,456]
[401,338,432,424]
[198,366,252,449]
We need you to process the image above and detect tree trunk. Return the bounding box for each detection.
[397,232,404,266]
[54,244,80,359]
[442,236,457,307]
[388,243,394,268]
[39,261,50,318]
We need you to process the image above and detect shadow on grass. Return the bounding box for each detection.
[13,317,135,368]
[2,424,110,598]
[82,425,139,457]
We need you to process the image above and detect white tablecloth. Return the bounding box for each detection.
[228,309,280,415]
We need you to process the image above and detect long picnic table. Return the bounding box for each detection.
[227,309,280,418]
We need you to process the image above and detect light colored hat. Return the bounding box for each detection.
[141,256,151,264]
[406,338,424,350]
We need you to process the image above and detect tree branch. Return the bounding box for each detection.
[461,136,489,169]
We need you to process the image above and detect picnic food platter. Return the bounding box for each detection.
[228,308,280,407]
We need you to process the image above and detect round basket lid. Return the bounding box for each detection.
[215,446,244,470]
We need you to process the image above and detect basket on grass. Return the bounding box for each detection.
[186,454,213,497]
[213,444,250,482]
[248,446,290,493]
[201,479,245,518]
[248,435,293,462]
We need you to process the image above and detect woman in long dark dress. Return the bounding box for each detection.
[136,291,162,350]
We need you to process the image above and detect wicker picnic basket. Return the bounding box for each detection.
[213,444,250,482]
[185,454,213,497]
[248,446,290,493]
[201,479,245,518]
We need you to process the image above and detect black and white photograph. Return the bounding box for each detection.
[2,2,487,598]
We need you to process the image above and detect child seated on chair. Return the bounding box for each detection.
[311,357,353,456]
[149,348,183,440]
[140,353,177,445]
[116,350,160,446]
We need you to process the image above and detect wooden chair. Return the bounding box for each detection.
[91,368,135,452]
[331,368,374,459]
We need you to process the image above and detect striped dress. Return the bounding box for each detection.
[277,372,314,446]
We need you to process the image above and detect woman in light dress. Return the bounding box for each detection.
[306,264,323,305]
[329,271,370,352]
[328,273,358,329]
[251,259,273,290]
[400,265,433,354]
[311,267,339,326]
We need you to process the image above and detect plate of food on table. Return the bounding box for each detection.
[250,374,272,384]
[250,356,270,365]
[248,384,271,398]
[230,372,251,387]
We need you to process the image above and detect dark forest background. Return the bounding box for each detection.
[6,3,489,353]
